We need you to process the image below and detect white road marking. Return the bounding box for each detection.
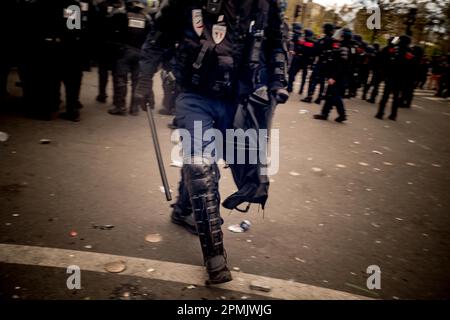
[0,244,369,300]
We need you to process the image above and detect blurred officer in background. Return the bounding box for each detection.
[108,0,152,116]
[287,26,316,96]
[313,26,349,122]
[302,23,334,104]
[375,35,414,121]
[93,0,125,104]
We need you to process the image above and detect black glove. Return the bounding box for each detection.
[274,88,289,104]
[135,92,155,111]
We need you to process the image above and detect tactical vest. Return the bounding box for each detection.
[126,11,151,49]
[174,0,279,98]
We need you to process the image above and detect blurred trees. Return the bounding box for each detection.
[286,0,450,54]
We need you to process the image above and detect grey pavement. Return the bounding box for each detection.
[0,69,449,300]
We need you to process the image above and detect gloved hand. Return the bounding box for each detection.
[274,88,289,104]
[135,92,155,111]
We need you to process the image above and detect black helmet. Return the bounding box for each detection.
[304,29,314,38]
[353,34,362,43]
[399,35,411,47]
[342,28,352,41]
[292,23,302,34]
[323,23,335,36]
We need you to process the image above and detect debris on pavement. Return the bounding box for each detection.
[104,261,127,273]
[289,171,300,176]
[233,267,241,272]
[39,139,51,144]
[185,285,196,290]
[92,224,114,230]
[249,281,271,293]
[240,220,251,231]
[145,233,162,243]
[170,160,183,168]
[228,220,251,233]
[83,245,93,249]
[311,167,323,172]
[69,231,78,237]
[228,224,244,233]
[358,162,369,166]
[0,131,9,142]
[336,164,346,168]
[372,150,383,155]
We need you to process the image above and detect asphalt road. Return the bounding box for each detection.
[1,69,449,300]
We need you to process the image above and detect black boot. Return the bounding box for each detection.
[96,95,107,103]
[335,115,347,123]
[314,96,323,104]
[170,203,197,235]
[183,157,232,285]
[313,114,327,120]
[301,96,312,103]
[60,110,80,122]
[108,107,127,116]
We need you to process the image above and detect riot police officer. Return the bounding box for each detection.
[59,0,94,122]
[136,0,288,285]
[302,23,334,104]
[287,27,316,95]
[375,35,414,121]
[93,0,125,104]
[108,0,152,116]
[313,27,349,122]
[286,23,302,92]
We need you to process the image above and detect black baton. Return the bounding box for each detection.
[145,102,172,201]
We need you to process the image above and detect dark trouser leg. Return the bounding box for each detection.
[321,84,345,119]
[318,75,325,98]
[112,53,128,112]
[307,65,320,97]
[98,59,109,99]
[361,70,370,99]
[299,66,308,94]
[129,50,140,114]
[175,93,233,284]
[377,81,392,117]
[287,57,301,92]
[390,86,400,119]
[63,63,83,113]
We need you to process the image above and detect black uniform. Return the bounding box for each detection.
[302,24,334,104]
[287,29,316,95]
[108,1,151,116]
[159,49,178,115]
[376,36,414,121]
[93,0,125,103]
[136,0,288,285]
[18,0,90,121]
[313,34,348,122]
